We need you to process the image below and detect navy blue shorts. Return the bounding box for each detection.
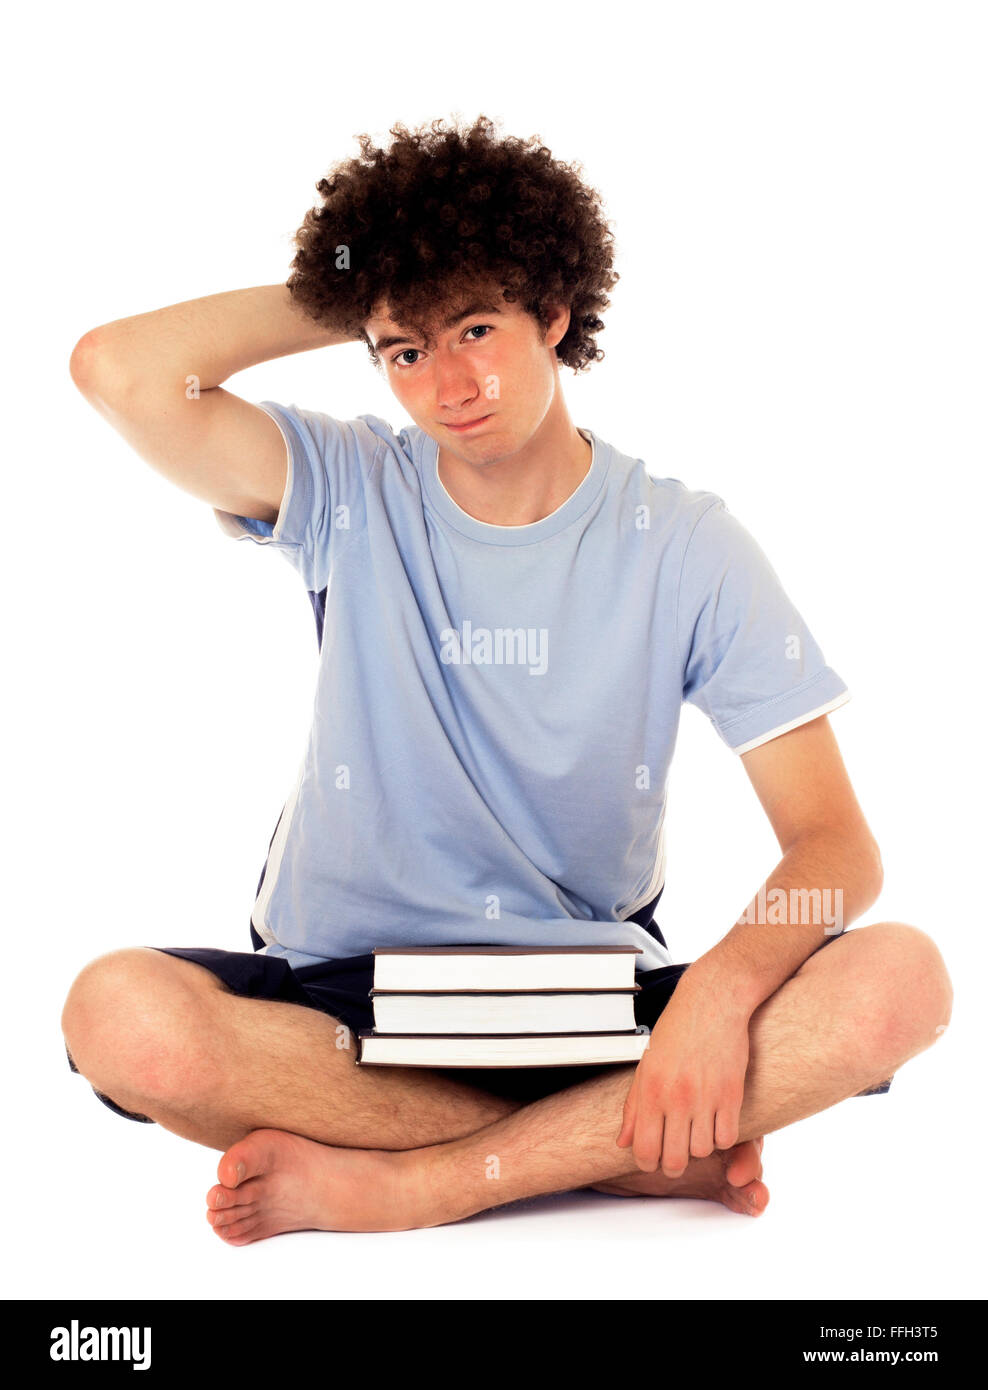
[66,906,892,1123]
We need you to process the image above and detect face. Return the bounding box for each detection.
[363,289,571,465]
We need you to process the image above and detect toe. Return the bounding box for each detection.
[217,1128,284,1189]
[209,1211,260,1244]
[207,1179,260,1211]
[216,1148,250,1189]
[724,1140,763,1187]
[208,1202,257,1229]
[216,1213,262,1243]
[743,1178,770,1215]
[720,1177,769,1217]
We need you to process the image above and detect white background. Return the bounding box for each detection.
[4,0,985,1301]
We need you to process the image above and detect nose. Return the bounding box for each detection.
[433,350,480,413]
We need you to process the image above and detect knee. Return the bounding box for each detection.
[61,948,212,1105]
[850,922,953,1053]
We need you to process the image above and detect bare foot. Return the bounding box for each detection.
[206,1129,415,1244]
[206,1129,768,1245]
[590,1137,769,1216]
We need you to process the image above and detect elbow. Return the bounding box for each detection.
[69,329,102,392]
[817,824,883,913]
[862,834,884,907]
[69,328,131,404]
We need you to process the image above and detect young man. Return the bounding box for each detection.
[63,115,951,1242]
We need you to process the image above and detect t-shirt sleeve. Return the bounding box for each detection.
[676,497,851,754]
[211,400,367,593]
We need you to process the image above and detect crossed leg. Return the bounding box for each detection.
[62,922,951,1239]
[61,947,524,1152]
[62,945,770,1220]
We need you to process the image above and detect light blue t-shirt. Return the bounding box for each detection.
[213,403,850,972]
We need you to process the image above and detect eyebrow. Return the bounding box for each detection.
[370,301,503,355]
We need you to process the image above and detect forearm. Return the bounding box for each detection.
[76,284,352,393]
[675,827,883,1018]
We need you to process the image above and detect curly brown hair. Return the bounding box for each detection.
[286,114,619,373]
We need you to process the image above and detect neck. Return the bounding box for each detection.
[436,407,593,527]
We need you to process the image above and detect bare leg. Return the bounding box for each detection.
[62,948,522,1151]
[63,945,766,1215]
[201,922,952,1240]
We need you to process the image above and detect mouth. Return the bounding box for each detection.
[442,414,493,433]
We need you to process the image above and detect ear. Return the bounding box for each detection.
[542,302,572,350]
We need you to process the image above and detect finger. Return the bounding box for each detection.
[616,1073,640,1147]
[714,1105,740,1151]
[632,1107,664,1173]
[688,1110,715,1159]
[659,1113,692,1177]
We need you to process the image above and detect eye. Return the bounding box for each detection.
[390,324,492,370]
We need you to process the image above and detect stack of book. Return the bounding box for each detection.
[356,945,652,1068]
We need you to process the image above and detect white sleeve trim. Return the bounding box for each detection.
[733,689,852,756]
[211,402,293,542]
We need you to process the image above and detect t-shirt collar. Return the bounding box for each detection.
[417,426,609,546]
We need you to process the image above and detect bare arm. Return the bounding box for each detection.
[677,712,883,1014]
[617,713,883,1168]
[69,285,355,523]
